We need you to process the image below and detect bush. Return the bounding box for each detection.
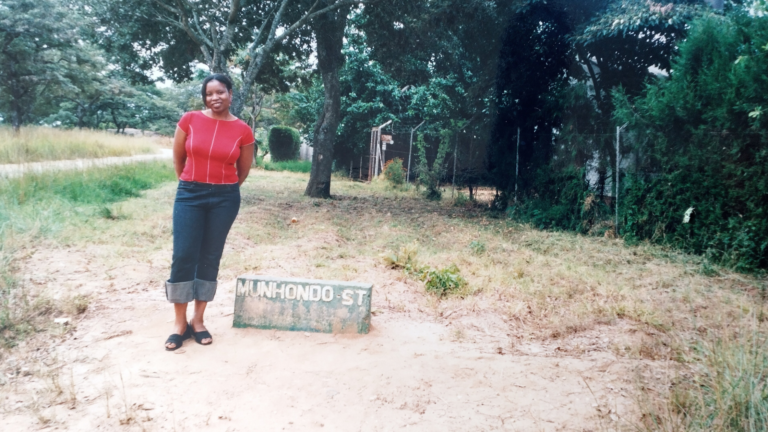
[422,265,467,297]
[268,126,301,162]
[383,158,405,187]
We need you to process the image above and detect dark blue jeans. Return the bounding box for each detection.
[165,181,240,303]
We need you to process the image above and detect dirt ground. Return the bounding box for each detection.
[1,170,705,431]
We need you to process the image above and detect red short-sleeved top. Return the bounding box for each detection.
[177,111,255,184]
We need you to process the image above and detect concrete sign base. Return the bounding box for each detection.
[233,275,372,334]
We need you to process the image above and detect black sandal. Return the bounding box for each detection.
[164,324,192,351]
[189,321,213,345]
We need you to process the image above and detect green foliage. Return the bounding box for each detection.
[382,242,420,273]
[382,242,467,297]
[0,0,93,129]
[0,161,173,347]
[383,158,405,187]
[454,191,470,207]
[469,240,486,255]
[614,12,768,272]
[0,162,174,207]
[421,265,467,297]
[510,167,612,233]
[415,131,451,201]
[268,126,301,162]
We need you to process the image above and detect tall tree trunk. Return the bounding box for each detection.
[304,3,349,198]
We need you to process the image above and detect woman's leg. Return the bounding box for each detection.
[166,183,206,349]
[189,185,240,341]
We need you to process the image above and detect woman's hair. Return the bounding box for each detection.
[201,74,234,106]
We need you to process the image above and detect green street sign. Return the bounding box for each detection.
[233,275,372,334]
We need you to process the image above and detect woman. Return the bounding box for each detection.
[164,74,255,351]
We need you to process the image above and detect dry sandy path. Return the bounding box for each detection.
[0,149,173,178]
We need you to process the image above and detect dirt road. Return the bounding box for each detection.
[0,149,173,178]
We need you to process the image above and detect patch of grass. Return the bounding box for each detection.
[0,161,174,349]
[638,321,768,431]
[257,156,312,173]
[382,242,467,297]
[469,240,486,255]
[0,127,162,164]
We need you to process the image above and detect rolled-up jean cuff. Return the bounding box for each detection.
[194,279,217,302]
[166,280,194,303]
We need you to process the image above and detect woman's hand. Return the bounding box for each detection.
[236,143,255,186]
[173,126,188,180]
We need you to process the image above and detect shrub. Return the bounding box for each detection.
[383,158,405,187]
[268,126,301,162]
[422,265,467,297]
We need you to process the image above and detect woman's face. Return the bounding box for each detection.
[204,80,232,114]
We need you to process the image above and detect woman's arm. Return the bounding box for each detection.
[173,126,188,179]
[236,144,255,186]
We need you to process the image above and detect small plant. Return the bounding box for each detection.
[469,240,486,255]
[382,244,468,297]
[62,294,89,315]
[382,242,420,272]
[422,264,467,297]
[99,205,127,220]
[382,158,405,187]
[454,191,470,207]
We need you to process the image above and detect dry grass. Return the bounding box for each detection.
[0,127,162,164]
[4,168,767,429]
[38,169,767,356]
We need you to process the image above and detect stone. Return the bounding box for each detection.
[233,275,372,334]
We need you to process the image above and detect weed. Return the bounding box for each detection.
[99,204,128,220]
[454,191,470,207]
[382,242,420,271]
[382,243,467,297]
[422,265,467,297]
[638,321,768,431]
[62,294,89,316]
[469,240,486,255]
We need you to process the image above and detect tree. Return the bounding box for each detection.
[614,11,768,270]
[0,0,92,131]
[93,0,368,116]
[305,1,351,198]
